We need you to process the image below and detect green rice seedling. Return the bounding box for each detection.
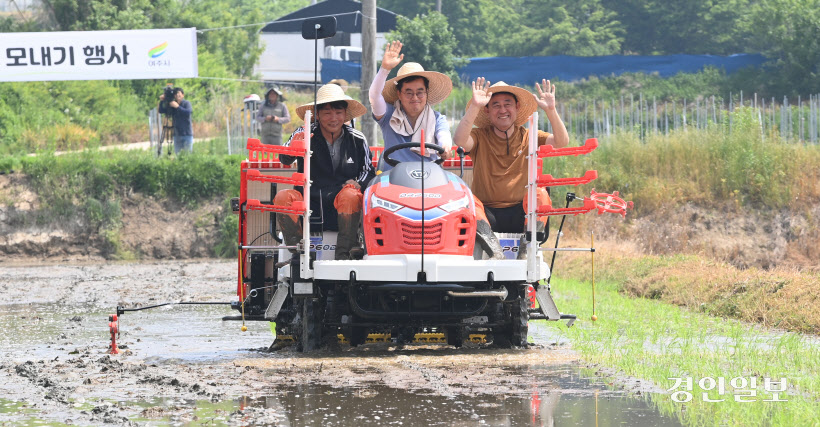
[543,276,820,426]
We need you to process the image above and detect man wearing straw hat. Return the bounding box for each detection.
[368,40,453,172]
[276,84,375,260]
[327,79,355,127]
[454,77,569,259]
[369,41,508,259]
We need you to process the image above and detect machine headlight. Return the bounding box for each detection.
[371,194,402,212]
[440,196,470,213]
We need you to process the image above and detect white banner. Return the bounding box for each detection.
[0,28,198,82]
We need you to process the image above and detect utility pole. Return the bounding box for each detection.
[361,0,378,146]
[437,0,442,12]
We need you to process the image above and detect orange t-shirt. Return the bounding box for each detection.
[469,126,550,208]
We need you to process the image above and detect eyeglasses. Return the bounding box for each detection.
[401,90,427,99]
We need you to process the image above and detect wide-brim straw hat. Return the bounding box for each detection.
[382,62,453,105]
[472,81,538,128]
[296,83,367,122]
[327,78,349,92]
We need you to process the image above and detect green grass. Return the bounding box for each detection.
[545,277,820,426]
[19,147,242,211]
[4,145,243,258]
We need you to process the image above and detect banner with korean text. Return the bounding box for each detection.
[0,28,198,82]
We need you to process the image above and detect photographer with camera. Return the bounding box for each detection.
[158,87,194,154]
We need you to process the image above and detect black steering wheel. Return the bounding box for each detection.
[382,142,446,167]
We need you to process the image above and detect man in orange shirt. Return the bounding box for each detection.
[453,78,569,258]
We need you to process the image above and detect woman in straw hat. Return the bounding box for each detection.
[368,40,453,172]
[276,84,375,260]
[453,77,569,259]
[257,86,290,145]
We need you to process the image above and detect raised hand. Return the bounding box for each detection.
[535,79,556,111]
[381,40,404,71]
[471,77,492,107]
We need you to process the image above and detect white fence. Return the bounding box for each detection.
[148,108,161,154]
[148,92,820,155]
[523,92,820,143]
[226,101,261,155]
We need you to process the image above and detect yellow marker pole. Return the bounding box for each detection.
[591,231,597,322]
[595,389,599,427]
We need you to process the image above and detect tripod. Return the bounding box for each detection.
[157,114,174,156]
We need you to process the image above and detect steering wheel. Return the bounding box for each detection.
[382,142,446,167]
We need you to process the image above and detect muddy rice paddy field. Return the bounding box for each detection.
[0,260,683,426]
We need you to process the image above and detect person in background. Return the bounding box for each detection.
[158,87,193,154]
[257,87,290,145]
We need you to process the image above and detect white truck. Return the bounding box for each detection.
[324,46,362,62]
[256,32,381,83]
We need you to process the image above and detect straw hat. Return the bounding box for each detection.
[472,81,538,129]
[327,78,350,92]
[296,84,367,122]
[382,62,453,105]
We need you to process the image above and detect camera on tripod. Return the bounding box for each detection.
[157,84,177,156]
[160,84,177,113]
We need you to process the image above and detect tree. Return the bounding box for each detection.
[387,12,467,81]
[40,0,170,31]
[484,0,623,57]
[378,0,496,57]
[602,0,751,55]
[39,0,307,77]
[743,0,820,94]
[379,0,619,58]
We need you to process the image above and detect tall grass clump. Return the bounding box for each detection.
[0,81,147,155]
[559,251,820,334]
[543,108,820,213]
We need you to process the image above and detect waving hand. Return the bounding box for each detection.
[535,79,557,111]
[381,40,404,71]
[471,77,492,107]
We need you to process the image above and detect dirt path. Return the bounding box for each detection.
[0,260,679,426]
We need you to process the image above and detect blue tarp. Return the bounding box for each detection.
[456,54,767,86]
[321,54,767,86]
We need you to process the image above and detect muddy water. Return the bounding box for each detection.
[120,369,679,426]
[0,260,681,426]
